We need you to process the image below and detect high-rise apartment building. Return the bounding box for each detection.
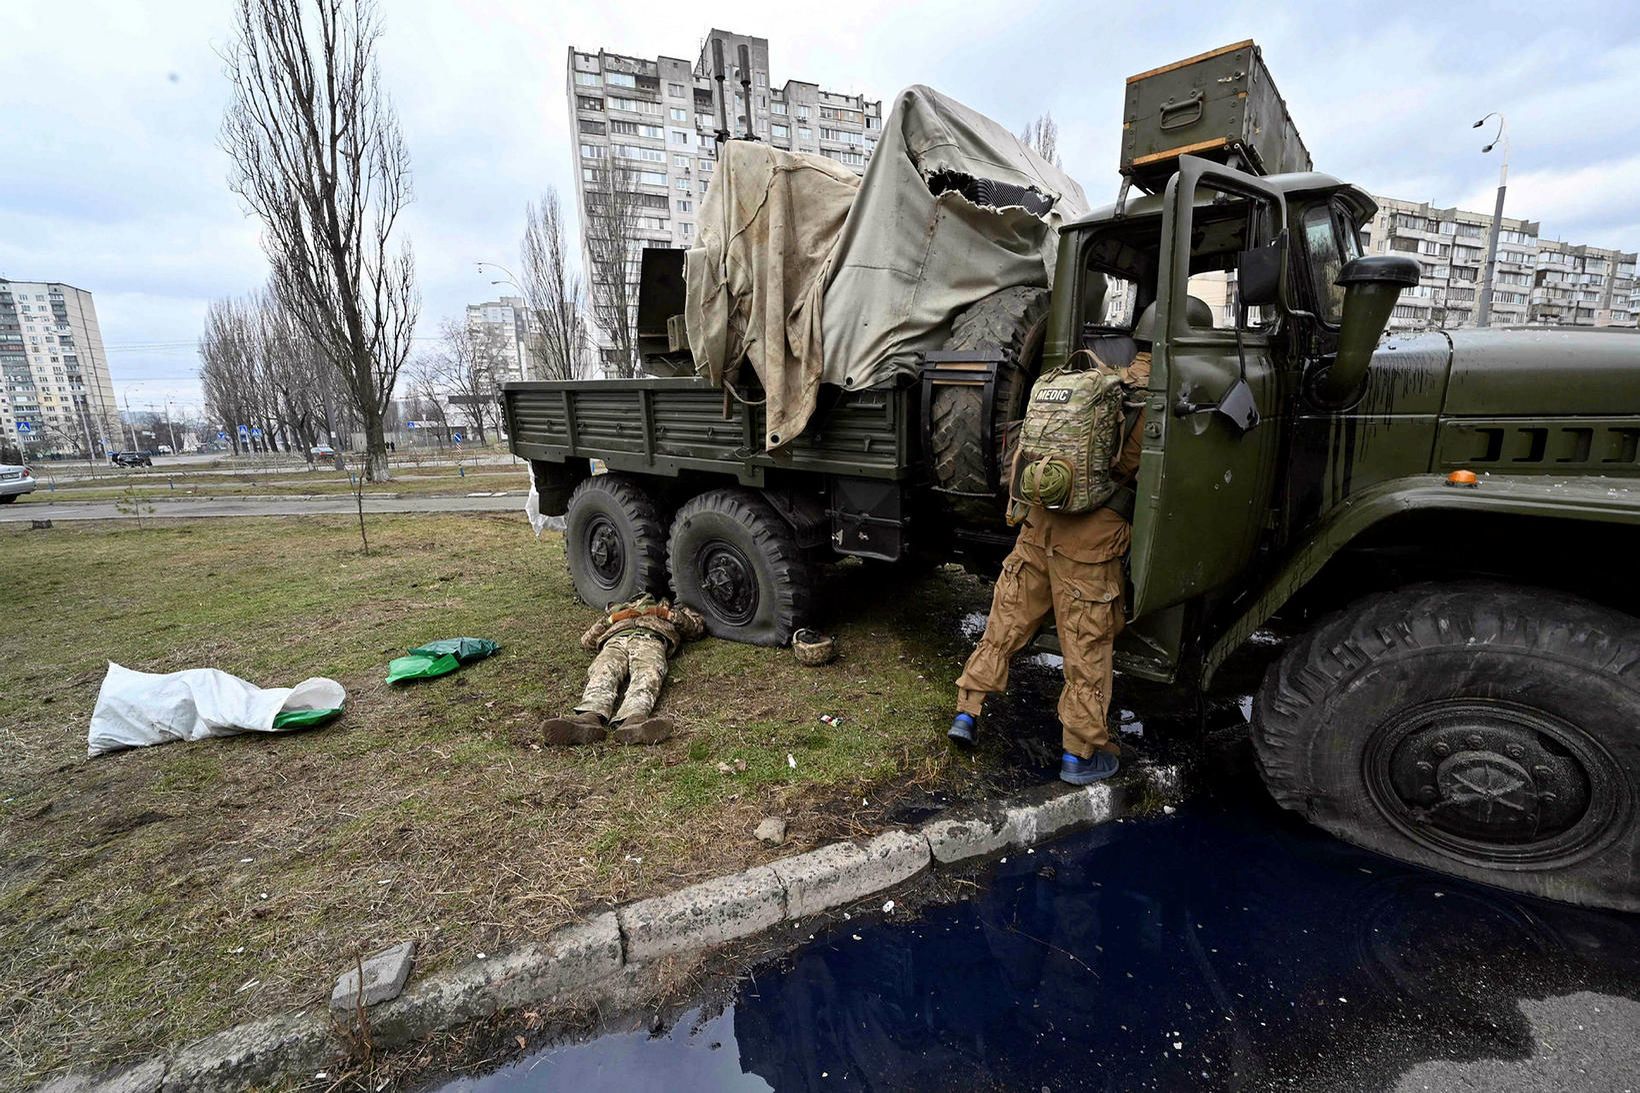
[465,296,533,383]
[566,29,881,371]
[1360,197,1541,330]
[1529,240,1636,327]
[1361,196,1636,332]
[0,278,118,457]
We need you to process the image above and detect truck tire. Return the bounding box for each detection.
[563,474,669,608]
[1253,583,1640,912]
[928,285,1050,500]
[668,489,813,646]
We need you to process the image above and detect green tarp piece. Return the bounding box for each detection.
[271,706,343,730]
[386,637,500,685]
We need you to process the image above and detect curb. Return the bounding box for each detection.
[39,763,1184,1093]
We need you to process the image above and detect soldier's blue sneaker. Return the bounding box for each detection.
[948,712,977,747]
[1060,751,1119,785]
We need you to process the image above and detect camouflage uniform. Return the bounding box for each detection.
[956,353,1150,759]
[575,594,706,724]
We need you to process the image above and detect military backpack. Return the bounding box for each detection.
[1007,348,1140,522]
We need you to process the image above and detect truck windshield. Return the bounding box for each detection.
[1303,204,1359,324]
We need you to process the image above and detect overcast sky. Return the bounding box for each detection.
[3,0,1637,414]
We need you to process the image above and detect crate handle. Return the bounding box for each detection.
[1159,89,1204,131]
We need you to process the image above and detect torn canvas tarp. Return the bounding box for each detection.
[683,84,1090,450]
[685,142,860,449]
[87,662,346,757]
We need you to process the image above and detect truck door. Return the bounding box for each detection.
[1127,157,1291,618]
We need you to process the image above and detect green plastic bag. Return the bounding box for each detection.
[386,637,500,685]
[271,706,344,730]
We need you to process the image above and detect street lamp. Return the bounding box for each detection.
[1473,112,1509,328]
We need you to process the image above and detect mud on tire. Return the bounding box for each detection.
[668,488,813,646]
[928,285,1050,508]
[563,474,670,608]
[1252,582,1640,912]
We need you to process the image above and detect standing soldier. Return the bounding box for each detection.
[949,300,1191,783]
[544,593,707,746]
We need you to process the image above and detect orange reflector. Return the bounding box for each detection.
[1446,469,1479,487]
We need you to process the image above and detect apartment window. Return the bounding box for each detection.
[771,123,789,139]
[820,106,837,120]
[830,150,864,167]
[667,82,685,97]
[755,72,767,87]
[696,113,715,129]
[670,107,688,122]
[796,106,809,120]
[680,222,694,237]
[612,144,665,163]
[578,118,605,135]
[576,95,603,112]
[797,126,813,141]
[698,179,709,193]
[772,101,787,115]
[866,116,879,130]
[699,158,713,172]
[820,128,862,145]
[605,72,636,89]
[574,72,601,87]
[675,177,690,190]
[608,96,661,115]
[677,199,692,213]
[609,120,662,138]
[674,154,690,168]
[671,129,691,145]
[637,170,667,186]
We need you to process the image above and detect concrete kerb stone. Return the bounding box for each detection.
[161,1011,334,1093]
[35,1058,165,1093]
[369,912,623,1050]
[330,940,416,1013]
[33,763,1185,1093]
[617,866,786,964]
[771,830,932,919]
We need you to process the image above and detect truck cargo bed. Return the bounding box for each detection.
[502,377,914,486]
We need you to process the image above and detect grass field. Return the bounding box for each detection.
[0,512,1003,1083]
[11,462,530,504]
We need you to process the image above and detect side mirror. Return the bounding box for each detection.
[1315,255,1421,402]
[1236,232,1285,308]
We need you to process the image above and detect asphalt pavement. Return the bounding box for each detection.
[0,494,525,522]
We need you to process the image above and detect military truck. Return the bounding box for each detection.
[506,42,1640,911]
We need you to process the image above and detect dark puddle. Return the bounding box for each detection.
[437,763,1640,1092]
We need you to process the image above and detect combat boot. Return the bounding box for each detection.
[1059,751,1119,785]
[543,711,607,746]
[947,711,978,747]
[612,717,675,745]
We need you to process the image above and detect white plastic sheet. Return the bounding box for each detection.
[87,662,347,757]
[525,481,550,538]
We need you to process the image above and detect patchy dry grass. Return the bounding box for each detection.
[0,513,1002,1084]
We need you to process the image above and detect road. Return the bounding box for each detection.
[440,761,1640,1093]
[0,494,527,522]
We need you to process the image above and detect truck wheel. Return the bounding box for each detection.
[563,475,669,608]
[668,489,813,646]
[929,285,1050,501]
[1253,583,1640,912]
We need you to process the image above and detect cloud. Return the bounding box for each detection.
[2,0,1637,413]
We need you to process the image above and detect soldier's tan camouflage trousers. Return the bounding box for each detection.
[575,630,670,724]
[955,541,1125,758]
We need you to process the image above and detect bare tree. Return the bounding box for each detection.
[400,353,451,441]
[430,318,500,444]
[220,0,418,481]
[521,189,590,381]
[583,163,644,378]
[1019,112,1061,168]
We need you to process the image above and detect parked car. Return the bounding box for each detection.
[110,451,153,468]
[311,443,336,459]
[156,445,173,455]
[0,463,36,503]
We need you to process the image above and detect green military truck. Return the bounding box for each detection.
[506,42,1639,911]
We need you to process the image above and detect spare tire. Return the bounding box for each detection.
[928,286,1050,506]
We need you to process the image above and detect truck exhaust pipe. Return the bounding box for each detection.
[1316,255,1421,403]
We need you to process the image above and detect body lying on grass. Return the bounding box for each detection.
[544,593,707,746]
